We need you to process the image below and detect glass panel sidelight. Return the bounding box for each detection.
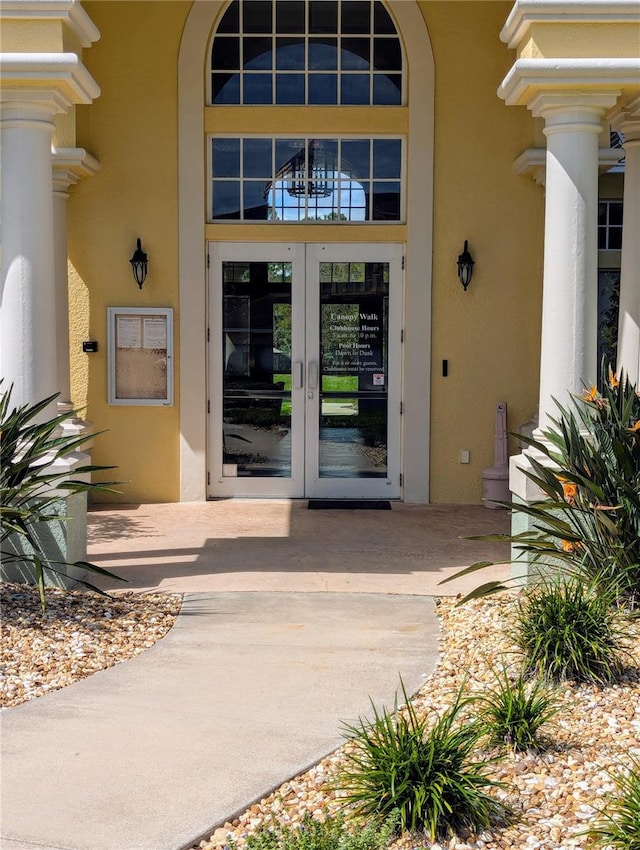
[318,261,389,478]
[222,261,293,477]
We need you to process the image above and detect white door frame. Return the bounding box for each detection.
[207,242,403,499]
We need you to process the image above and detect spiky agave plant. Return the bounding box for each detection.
[1,383,124,609]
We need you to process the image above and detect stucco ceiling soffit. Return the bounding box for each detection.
[0,52,100,104]
[502,1,640,49]
[498,58,639,107]
[513,146,625,184]
[0,1,99,48]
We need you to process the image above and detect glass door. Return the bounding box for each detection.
[304,244,403,498]
[208,243,402,499]
[209,243,306,497]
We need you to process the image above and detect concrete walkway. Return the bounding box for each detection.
[1,502,510,850]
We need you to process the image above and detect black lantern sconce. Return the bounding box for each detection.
[456,240,475,291]
[130,238,149,289]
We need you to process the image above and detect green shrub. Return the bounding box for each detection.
[585,757,640,849]
[513,576,631,685]
[1,384,123,609]
[474,664,558,753]
[230,813,396,850]
[336,682,510,841]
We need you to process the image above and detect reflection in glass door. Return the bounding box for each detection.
[208,243,402,498]
[222,260,293,477]
[318,262,388,478]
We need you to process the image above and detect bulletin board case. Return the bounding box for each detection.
[107,307,174,405]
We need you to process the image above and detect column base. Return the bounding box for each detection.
[509,447,556,585]
[58,415,94,451]
[0,453,90,590]
[1,492,88,589]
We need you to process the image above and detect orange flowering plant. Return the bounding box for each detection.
[444,362,640,609]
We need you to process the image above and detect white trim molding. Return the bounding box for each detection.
[501,0,640,49]
[0,1,100,48]
[499,58,639,107]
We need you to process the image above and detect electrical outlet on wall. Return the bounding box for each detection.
[460,450,470,464]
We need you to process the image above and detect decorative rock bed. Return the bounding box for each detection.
[0,583,181,708]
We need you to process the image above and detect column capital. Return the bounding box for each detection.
[513,146,624,185]
[530,90,621,121]
[526,91,622,138]
[0,52,100,115]
[52,146,100,194]
[608,93,640,141]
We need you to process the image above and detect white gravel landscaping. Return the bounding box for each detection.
[0,582,181,708]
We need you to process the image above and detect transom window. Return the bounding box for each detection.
[210,136,402,221]
[211,0,402,105]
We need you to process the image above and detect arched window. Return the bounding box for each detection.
[210,0,403,106]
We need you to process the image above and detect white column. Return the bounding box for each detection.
[51,148,100,416]
[0,53,100,415]
[610,96,640,386]
[1,95,58,413]
[52,173,73,413]
[530,93,620,431]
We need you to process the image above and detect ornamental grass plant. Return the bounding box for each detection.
[585,756,640,849]
[336,682,510,841]
[230,813,397,850]
[513,576,632,686]
[473,663,559,753]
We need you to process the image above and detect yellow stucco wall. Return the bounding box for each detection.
[420,1,543,502]
[70,1,190,503]
[2,20,66,52]
[518,23,640,60]
[67,0,544,504]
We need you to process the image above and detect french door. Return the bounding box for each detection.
[208,242,403,499]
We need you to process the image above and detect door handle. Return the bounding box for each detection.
[308,361,318,390]
[293,361,304,389]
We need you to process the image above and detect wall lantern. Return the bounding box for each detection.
[130,238,149,289]
[456,240,475,291]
